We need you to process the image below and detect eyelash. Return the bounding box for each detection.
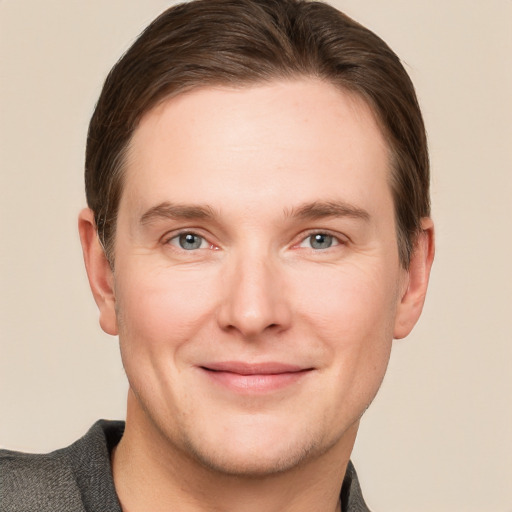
[165,231,216,251]
[295,231,343,250]
[164,229,346,253]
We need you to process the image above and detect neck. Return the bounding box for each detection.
[112,394,358,512]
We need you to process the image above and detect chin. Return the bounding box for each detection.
[174,413,342,478]
[184,436,322,477]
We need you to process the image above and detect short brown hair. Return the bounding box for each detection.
[85,0,429,267]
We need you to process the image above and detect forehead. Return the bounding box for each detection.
[121,79,391,219]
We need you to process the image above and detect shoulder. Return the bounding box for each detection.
[0,420,124,512]
[0,447,84,511]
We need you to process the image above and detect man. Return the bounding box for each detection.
[0,1,434,510]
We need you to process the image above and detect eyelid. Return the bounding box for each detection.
[168,233,208,250]
[292,229,348,249]
[160,227,347,251]
[162,229,219,250]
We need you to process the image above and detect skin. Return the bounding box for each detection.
[79,79,434,512]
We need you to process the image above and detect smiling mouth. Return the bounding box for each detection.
[199,362,314,393]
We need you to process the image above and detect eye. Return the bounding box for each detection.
[299,233,340,250]
[168,232,209,250]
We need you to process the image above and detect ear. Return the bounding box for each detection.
[394,218,435,339]
[78,208,118,335]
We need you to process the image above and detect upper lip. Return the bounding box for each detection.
[200,361,311,375]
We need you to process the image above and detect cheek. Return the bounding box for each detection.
[284,263,398,435]
[294,262,399,334]
[291,262,399,381]
[114,263,219,350]
[113,264,221,416]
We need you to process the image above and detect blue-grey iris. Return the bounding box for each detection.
[179,233,203,250]
[310,234,334,249]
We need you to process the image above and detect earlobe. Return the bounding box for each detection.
[78,208,118,336]
[394,218,435,339]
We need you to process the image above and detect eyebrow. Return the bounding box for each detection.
[285,201,371,222]
[140,202,217,225]
[139,199,370,226]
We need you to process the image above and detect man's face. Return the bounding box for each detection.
[110,79,409,475]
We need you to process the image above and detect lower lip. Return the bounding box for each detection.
[200,368,311,393]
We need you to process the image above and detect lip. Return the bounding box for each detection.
[199,361,313,393]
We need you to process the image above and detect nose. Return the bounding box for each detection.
[217,252,292,339]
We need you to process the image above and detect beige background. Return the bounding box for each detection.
[1,1,511,510]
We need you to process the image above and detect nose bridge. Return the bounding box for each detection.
[218,244,290,338]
